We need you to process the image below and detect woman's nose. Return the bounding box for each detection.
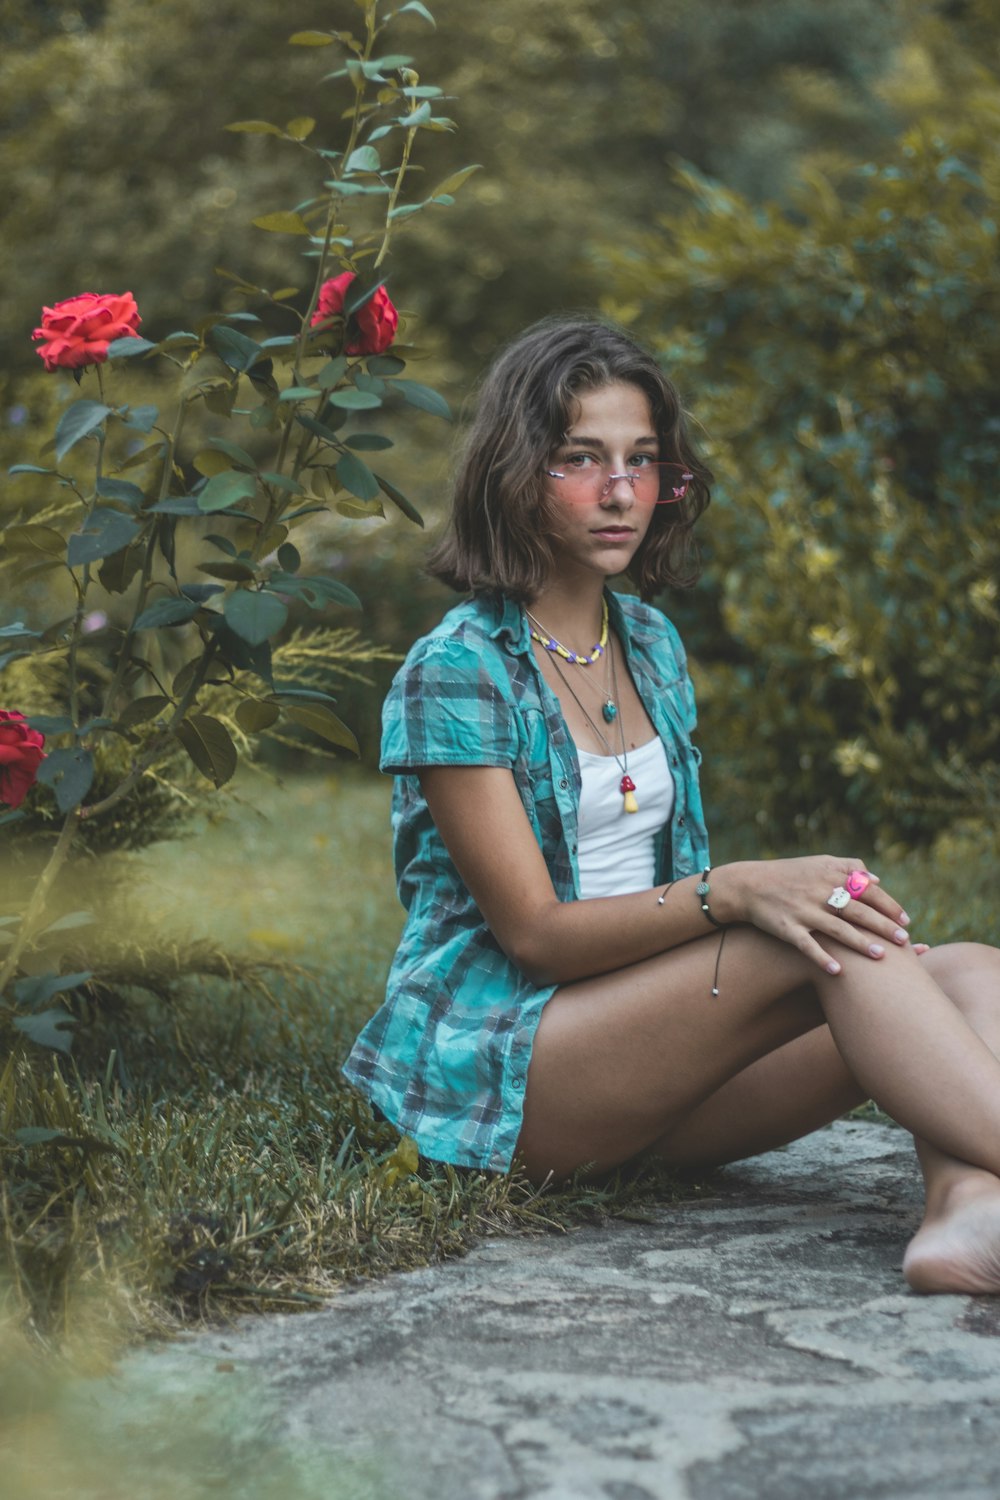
[601,472,635,504]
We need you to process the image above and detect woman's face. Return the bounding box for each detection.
[541,381,660,589]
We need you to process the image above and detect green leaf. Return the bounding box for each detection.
[204,533,237,557]
[106,335,156,359]
[210,326,264,373]
[376,473,424,527]
[235,699,281,733]
[344,433,393,451]
[198,471,258,514]
[67,509,142,567]
[12,971,92,1010]
[224,589,288,646]
[134,597,200,629]
[430,164,481,197]
[35,747,94,813]
[2,525,67,558]
[317,357,349,390]
[173,714,238,788]
[15,1125,116,1153]
[277,543,301,573]
[353,372,385,396]
[39,910,95,934]
[96,477,145,508]
[121,403,159,433]
[327,388,382,411]
[337,452,380,501]
[98,542,142,595]
[54,401,112,462]
[253,212,313,235]
[206,437,259,469]
[336,497,385,519]
[345,279,388,317]
[8,464,53,476]
[197,560,256,583]
[284,702,359,755]
[260,471,304,494]
[365,355,405,376]
[265,573,361,610]
[278,386,323,402]
[395,1,435,24]
[294,412,346,446]
[288,29,335,44]
[362,54,415,75]
[284,116,316,141]
[12,1011,78,1055]
[344,145,381,174]
[117,695,172,728]
[23,714,73,735]
[226,119,285,136]
[269,687,339,705]
[400,101,433,127]
[390,379,452,420]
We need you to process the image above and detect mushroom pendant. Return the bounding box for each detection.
[620,774,638,814]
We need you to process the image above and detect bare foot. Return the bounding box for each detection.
[904,1175,1000,1294]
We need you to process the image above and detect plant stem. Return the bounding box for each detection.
[0,811,80,994]
[374,121,417,270]
[101,397,190,721]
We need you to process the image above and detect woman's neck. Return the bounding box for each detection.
[524,580,608,653]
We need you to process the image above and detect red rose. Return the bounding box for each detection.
[0,711,46,809]
[310,272,398,355]
[32,291,141,372]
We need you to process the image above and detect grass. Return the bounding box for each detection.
[1,768,997,1366]
[0,766,690,1361]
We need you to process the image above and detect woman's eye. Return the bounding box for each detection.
[628,453,658,469]
[562,452,599,469]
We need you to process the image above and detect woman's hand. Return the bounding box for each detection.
[713,857,913,976]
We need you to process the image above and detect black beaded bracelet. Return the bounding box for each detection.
[696,866,727,930]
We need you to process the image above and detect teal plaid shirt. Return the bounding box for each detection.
[342,589,710,1171]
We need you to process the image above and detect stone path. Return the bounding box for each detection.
[98,1120,1000,1499]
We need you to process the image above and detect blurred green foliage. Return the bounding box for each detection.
[598,10,1000,848]
[1,0,909,374]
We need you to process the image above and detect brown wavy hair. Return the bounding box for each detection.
[426,316,711,601]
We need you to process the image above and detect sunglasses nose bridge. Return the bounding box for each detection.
[600,470,637,500]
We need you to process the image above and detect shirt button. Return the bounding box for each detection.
[559,778,568,790]
[671,756,679,767]
[571,843,577,855]
[678,816,685,826]
[512,1075,525,1090]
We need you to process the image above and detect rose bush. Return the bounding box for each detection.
[310,272,399,355]
[0,711,46,809]
[31,291,142,372]
[0,1,476,1039]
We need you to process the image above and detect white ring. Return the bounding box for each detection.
[827,886,851,911]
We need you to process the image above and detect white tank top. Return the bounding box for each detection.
[576,736,675,899]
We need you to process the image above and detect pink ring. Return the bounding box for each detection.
[845,870,871,899]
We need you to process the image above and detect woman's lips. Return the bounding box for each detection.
[591,526,635,540]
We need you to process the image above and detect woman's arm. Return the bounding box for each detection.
[419,765,913,987]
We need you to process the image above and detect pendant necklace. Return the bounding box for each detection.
[525,599,618,724]
[543,636,638,814]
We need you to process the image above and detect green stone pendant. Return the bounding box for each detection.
[602,700,617,723]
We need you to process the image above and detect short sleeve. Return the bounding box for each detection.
[380,634,519,774]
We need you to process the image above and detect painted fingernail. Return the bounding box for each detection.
[898,910,910,925]
[869,943,885,957]
[826,960,841,975]
[894,928,908,944]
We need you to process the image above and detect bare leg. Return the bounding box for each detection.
[519,932,1000,1299]
[899,944,1000,1293]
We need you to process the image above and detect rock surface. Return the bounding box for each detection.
[102,1120,1000,1499]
